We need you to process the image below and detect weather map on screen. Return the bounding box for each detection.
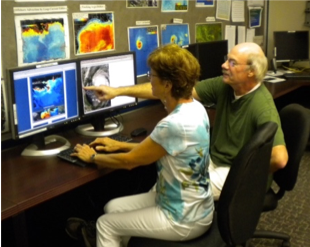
[31,73,65,124]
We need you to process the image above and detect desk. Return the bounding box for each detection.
[1,103,166,221]
[1,102,167,247]
[264,78,310,99]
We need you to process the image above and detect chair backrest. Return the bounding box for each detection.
[274,104,310,191]
[217,121,278,245]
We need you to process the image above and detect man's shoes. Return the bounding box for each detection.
[66,217,96,244]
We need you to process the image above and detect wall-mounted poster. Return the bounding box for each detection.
[161,23,190,46]
[1,79,9,134]
[162,0,188,12]
[195,22,222,43]
[128,26,159,76]
[14,14,70,66]
[15,0,66,1]
[73,12,115,55]
[196,0,214,7]
[249,7,263,28]
[127,0,158,8]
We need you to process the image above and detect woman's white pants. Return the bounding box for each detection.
[96,192,213,247]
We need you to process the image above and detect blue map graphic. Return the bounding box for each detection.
[161,24,190,46]
[129,26,158,76]
[32,75,65,121]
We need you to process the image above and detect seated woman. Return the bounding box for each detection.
[71,44,214,247]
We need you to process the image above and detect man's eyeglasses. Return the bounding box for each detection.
[147,71,159,80]
[224,56,250,68]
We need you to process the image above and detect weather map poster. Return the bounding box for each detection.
[73,12,115,55]
[161,24,190,46]
[14,14,70,66]
[161,0,188,12]
[126,0,158,8]
[196,0,214,7]
[128,26,159,76]
[195,22,222,43]
[31,73,65,124]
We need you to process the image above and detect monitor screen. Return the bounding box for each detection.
[8,61,80,155]
[183,40,228,80]
[274,31,309,62]
[77,51,138,136]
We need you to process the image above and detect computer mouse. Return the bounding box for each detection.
[130,127,147,137]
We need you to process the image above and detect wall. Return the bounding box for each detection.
[1,0,265,142]
[267,0,310,68]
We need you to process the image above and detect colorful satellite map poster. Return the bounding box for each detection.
[161,0,188,12]
[126,0,158,8]
[14,14,69,66]
[195,22,222,43]
[73,12,115,55]
[128,26,159,76]
[196,0,214,7]
[161,24,190,46]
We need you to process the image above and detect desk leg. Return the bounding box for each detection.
[13,212,29,247]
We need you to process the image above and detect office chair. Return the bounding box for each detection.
[128,121,278,247]
[253,104,310,247]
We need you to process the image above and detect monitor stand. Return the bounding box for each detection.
[21,134,70,156]
[75,117,123,137]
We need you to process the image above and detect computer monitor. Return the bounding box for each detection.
[8,61,80,156]
[76,51,138,137]
[183,40,228,80]
[274,31,309,63]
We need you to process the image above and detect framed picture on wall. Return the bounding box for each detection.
[195,22,223,43]
[128,25,159,77]
[1,78,9,134]
[72,12,115,55]
[14,14,70,66]
[161,23,190,46]
[161,0,188,12]
[126,0,158,8]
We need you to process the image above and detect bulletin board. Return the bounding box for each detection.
[1,0,268,141]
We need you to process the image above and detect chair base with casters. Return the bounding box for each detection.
[128,122,278,247]
[252,104,310,247]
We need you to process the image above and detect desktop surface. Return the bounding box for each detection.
[283,71,310,80]
[1,102,167,220]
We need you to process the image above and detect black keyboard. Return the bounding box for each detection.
[57,134,133,167]
[284,72,310,80]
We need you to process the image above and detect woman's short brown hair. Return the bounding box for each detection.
[147,44,200,99]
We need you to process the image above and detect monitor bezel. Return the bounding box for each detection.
[77,51,138,122]
[274,30,309,63]
[8,59,81,141]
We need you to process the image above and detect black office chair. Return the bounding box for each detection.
[128,122,278,247]
[253,104,310,247]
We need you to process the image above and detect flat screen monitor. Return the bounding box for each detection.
[76,51,138,137]
[183,40,228,80]
[8,61,80,156]
[274,31,309,62]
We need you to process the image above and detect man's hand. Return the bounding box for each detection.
[84,85,117,101]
